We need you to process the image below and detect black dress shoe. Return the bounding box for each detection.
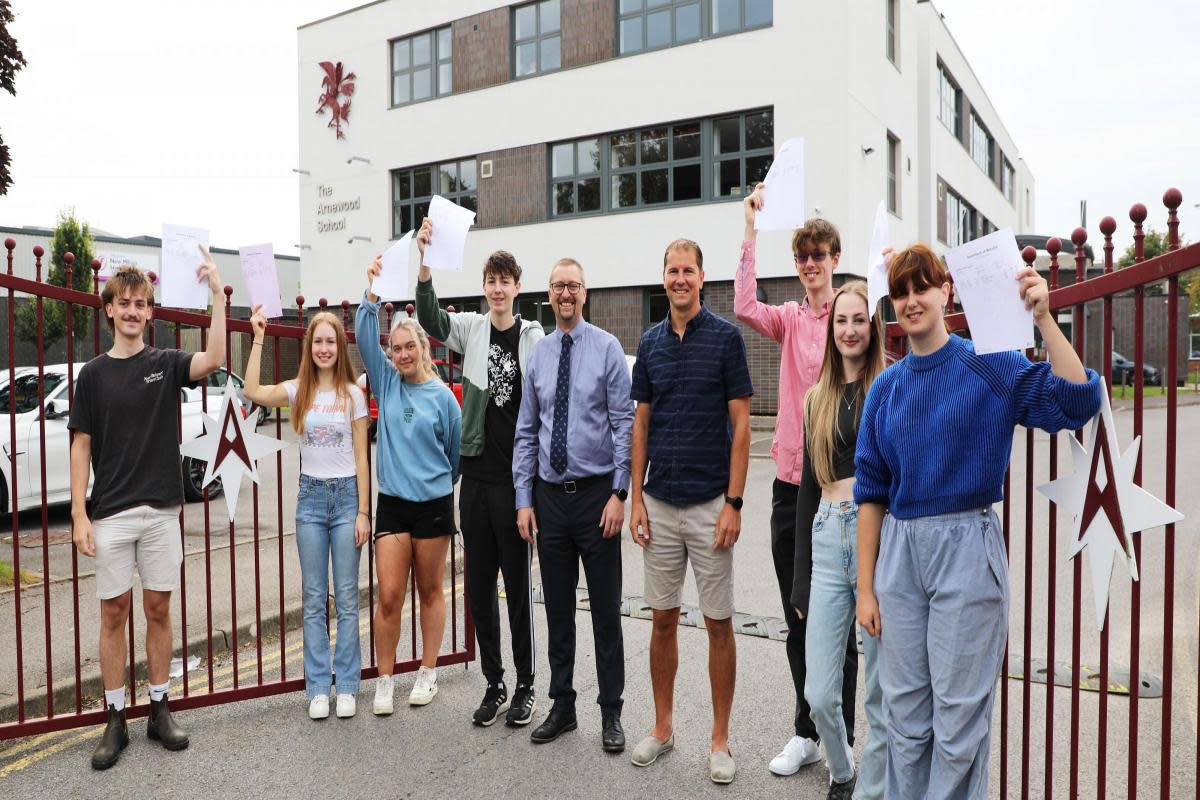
[530,706,577,743]
[90,705,129,770]
[147,697,190,751]
[601,711,625,753]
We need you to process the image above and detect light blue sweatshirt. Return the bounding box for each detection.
[356,295,462,501]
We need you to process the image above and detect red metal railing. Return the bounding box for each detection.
[884,189,1196,798]
[1,243,473,738]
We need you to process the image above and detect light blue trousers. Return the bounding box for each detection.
[803,500,886,798]
[875,507,1009,800]
[295,474,362,698]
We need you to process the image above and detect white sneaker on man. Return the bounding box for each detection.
[308,694,330,720]
[409,666,438,706]
[373,675,395,716]
[769,735,822,776]
[336,693,356,719]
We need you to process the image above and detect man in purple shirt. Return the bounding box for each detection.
[513,257,634,753]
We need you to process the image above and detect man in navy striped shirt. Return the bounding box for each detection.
[628,238,753,785]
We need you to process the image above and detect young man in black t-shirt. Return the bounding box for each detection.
[414,218,545,727]
[68,254,226,770]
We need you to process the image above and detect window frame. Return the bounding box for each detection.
[886,131,900,216]
[969,112,994,177]
[389,25,453,108]
[937,61,961,138]
[943,185,978,248]
[617,0,772,57]
[885,0,898,66]
[512,0,562,79]
[1002,158,1015,204]
[390,158,478,239]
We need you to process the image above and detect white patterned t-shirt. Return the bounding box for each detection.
[284,382,368,479]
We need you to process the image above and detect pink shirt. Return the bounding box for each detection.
[733,240,829,485]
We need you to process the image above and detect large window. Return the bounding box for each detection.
[1002,158,1015,203]
[513,0,561,78]
[550,108,772,218]
[619,0,771,55]
[390,26,452,107]
[937,63,961,138]
[885,0,898,64]
[944,185,977,247]
[886,132,900,215]
[391,159,477,238]
[969,113,994,176]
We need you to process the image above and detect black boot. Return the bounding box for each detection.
[147,696,189,751]
[90,704,128,770]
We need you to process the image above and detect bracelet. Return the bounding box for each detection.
[252,340,264,346]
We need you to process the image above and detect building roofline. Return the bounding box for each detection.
[298,0,391,31]
[0,225,300,262]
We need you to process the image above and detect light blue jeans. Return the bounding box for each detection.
[804,500,886,799]
[295,474,362,698]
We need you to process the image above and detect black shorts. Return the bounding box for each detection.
[374,492,456,540]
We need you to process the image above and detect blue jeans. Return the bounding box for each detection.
[295,474,362,697]
[804,500,886,799]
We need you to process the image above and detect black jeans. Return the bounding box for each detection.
[772,477,857,744]
[534,477,624,713]
[460,476,535,687]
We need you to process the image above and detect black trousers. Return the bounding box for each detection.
[772,477,857,744]
[460,476,535,687]
[534,477,624,713]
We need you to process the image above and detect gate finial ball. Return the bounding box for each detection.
[1129,203,1148,224]
[1046,237,1061,257]
[1021,245,1037,265]
[1163,187,1182,210]
[33,245,44,258]
[3,238,14,251]
[1071,227,1087,248]
[1099,216,1116,237]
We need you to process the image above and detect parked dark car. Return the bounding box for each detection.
[1111,351,1160,386]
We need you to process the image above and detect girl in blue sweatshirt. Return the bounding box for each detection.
[357,258,462,716]
[854,244,1100,800]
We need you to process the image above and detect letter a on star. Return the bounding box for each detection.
[179,382,287,522]
[1038,379,1184,630]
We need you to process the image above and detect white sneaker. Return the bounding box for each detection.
[409,666,438,706]
[373,675,395,716]
[336,693,356,718]
[769,735,821,776]
[307,694,329,720]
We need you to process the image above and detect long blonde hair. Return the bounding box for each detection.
[803,281,886,486]
[291,312,357,435]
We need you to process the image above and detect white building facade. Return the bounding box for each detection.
[297,0,1034,413]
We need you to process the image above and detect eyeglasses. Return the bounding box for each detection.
[549,281,585,295]
[794,250,832,265]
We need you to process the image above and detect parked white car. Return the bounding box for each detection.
[1,363,240,513]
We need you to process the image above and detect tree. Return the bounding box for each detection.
[0,0,27,196]
[15,210,96,345]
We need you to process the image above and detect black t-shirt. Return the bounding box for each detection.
[461,322,522,484]
[67,347,197,520]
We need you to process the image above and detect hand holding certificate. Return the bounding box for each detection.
[238,243,284,319]
[944,227,1034,355]
[161,224,211,309]
[754,137,805,232]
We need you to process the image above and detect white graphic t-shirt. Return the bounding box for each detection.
[284,382,368,479]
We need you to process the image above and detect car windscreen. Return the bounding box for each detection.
[0,373,65,414]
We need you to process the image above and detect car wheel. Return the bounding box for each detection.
[182,456,223,502]
[256,406,269,426]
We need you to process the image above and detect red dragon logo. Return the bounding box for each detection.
[316,61,356,140]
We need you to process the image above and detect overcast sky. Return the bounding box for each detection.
[1,0,1196,259]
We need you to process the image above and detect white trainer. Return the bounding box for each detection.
[769,735,821,776]
[307,694,330,720]
[409,666,438,706]
[336,693,356,719]
[373,675,395,716]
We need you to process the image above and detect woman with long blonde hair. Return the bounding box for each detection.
[790,281,887,798]
[244,308,371,721]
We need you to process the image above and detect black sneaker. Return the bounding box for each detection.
[505,683,535,727]
[472,682,508,727]
[827,772,857,800]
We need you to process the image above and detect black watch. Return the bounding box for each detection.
[611,488,628,502]
[724,495,743,510]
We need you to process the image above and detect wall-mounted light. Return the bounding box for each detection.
[347,155,371,165]
[861,146,876,156]
[295,244,312,250]
[348,235,372,244]
[292,168,310,175]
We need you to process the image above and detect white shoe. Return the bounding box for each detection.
[373,675,395,716]
[307,694,329,720]
[409,666,438,706]
[336,693,356,718]
[769,735,821,776]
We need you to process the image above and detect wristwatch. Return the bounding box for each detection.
[611,488,629,502]
[724,495,743,510]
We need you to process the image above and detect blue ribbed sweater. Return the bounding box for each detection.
[853,334,1101,519]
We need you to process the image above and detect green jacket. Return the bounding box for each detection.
[416,277,545,458]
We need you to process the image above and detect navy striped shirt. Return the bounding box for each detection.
[631,306,754,506]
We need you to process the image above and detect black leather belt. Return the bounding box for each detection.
[538,473,612,494]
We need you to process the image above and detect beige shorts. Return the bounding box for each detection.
[641,494,734,620]
[93,505,183,600]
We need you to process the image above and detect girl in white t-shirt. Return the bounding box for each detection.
[245,307,371,721]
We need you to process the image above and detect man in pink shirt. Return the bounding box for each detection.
[734,187,858,777]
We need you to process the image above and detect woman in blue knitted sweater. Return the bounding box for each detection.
[853,244,1101,800]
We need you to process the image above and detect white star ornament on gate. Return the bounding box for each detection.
[1037,378,1184,630]
[179,381,287,522]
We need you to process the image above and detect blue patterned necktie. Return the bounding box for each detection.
[550,334,573,475]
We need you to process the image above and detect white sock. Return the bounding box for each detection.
[104,687,126,711]
[148,680,170,702]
